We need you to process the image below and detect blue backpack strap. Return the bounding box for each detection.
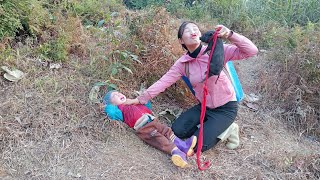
[182,62,195,96]
[182,76,195,96]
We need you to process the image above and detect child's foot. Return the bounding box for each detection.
[174,135,197,157]
[171,148,188,168]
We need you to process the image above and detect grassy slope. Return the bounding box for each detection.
[0,4,319,180]
[0,48,319,180]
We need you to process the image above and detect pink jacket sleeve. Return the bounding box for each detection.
[137,62,184,104]
[224,32,258,63]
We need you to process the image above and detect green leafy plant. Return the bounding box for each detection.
[123,0,167,10]
[0,47,15,64]
[0,0,51,40]
[0,0,27,40]
[37,34,68,62]
[67,0,123,26]
[108,50,141,76]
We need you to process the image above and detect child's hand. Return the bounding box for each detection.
[124,98,140,105]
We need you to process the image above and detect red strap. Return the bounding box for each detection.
[196,28,220,171]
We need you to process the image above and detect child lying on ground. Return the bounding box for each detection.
[101,90,197,168]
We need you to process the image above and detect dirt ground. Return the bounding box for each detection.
[1,51,319,179]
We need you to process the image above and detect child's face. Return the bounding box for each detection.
[110,91,127,105]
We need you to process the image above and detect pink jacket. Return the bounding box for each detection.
[137,32,258,108]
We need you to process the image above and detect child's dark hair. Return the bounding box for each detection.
[177,21,198,50]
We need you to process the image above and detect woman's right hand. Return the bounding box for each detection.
[215,25,232,39]
[124,98,140,105]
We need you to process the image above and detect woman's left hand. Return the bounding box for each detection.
[215,25,232,39]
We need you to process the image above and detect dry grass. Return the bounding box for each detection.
[257,43,320,139]
[0,7,319,180]
[96,7,199,107]
[1,48,319,179]
[255,24,320,140]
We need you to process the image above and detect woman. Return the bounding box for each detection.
[125,21,258,152]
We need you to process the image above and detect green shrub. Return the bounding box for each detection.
[246,0,320,27]
[259,23,320,138]
[0,0,51,40]
[69,0,124,25]
[123,0,167,10]
[0,47,16,64]
[164,0,185,18]
[37,34,68,62]
[25,0,50,36]
[0,0,28,40]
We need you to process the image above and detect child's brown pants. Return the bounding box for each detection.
[136,119,175,155]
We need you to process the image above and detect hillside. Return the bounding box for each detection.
[1,1,319,179]
[1,50,319,180]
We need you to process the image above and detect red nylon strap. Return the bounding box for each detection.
[196,28,220,171]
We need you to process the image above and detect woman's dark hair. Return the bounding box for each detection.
[177,21,197,50]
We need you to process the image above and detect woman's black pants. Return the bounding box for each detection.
[172,101,238,152]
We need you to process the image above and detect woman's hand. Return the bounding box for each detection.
[124,98,140,105]
[215,25,232,39]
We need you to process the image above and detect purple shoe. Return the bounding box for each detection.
[174,135,197,157]
[171,148,188,168]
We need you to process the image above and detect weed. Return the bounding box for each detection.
[0,0,27,40]
[258,23,320,139]
[0,47,16,65]
[37,34,68,62]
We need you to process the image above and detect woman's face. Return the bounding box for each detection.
[110,91,127,105]
[180,23,201,49]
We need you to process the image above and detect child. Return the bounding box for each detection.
[102,90,197,168]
